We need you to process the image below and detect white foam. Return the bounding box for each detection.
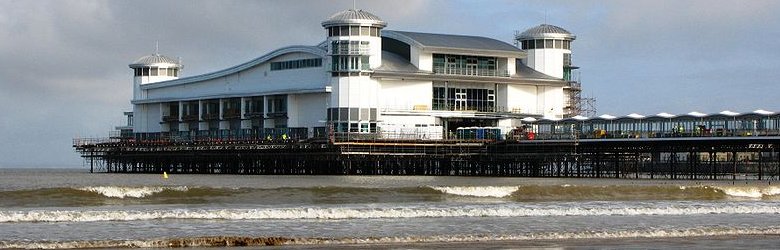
[76,186,189,198]
[429,186,520,198]
[3,202,780,223]
[713,186,780,198]
[300,226,780,245]
[2,226,779,249]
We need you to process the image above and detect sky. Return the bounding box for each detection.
[1,0,779,168]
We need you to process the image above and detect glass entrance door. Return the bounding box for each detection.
[455,89,467,110]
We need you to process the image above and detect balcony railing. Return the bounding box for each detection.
[162,115,179,122]
[181,114,199,121]
[331,44,370,55]
[433,66,509,77]
[202,113,220,120]
[222,109,241,119]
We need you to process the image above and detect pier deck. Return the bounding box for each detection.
[74,136,780,180]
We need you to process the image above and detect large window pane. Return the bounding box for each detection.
[340,26,349,36]
[350,26,359,36]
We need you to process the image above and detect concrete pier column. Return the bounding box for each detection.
[240,97,251,129]
[198,100,208,131]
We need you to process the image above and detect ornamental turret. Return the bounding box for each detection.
[322,9,386,133]
[515,24,576,80]
[129,53,182,100]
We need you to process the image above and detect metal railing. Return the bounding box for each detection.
[433,66,509,77]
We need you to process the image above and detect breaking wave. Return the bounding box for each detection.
[75,186,190,198]
[1,184,778,208]
[712,186,780,198]
[429,186,520,198]
[1,226,779,249]
[3,201,780,223]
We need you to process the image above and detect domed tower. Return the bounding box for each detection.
[322,9,386,133]
[515,24,576,80]
[128,53,182,100]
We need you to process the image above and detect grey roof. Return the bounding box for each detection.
[385,30,523,54]
[515,61,561,80]
[516,24,575,40]
[375,51,421,73]
[322,9,386,27]
[129,54,181,68]
[141,46,326,90]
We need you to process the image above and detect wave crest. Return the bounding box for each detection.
[76,186,189,198]
[712,186,780,198]
[3,202,780,223]
[429,186,519,198]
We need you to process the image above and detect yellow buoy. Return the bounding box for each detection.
[163,171,169,179]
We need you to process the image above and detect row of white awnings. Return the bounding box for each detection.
[526,109,777,124]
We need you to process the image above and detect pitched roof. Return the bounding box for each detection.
[383,30,523,54]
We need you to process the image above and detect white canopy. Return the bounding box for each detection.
[598,114,617,120]
[753,109,775,115]
[687,111,707,117]
[656,112,676,118]
[571,115,589,121]
[626,113,646,119]
[521,117,537,122]
[719,110,740,116]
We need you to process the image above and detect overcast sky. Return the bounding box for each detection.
[1,0,779,168]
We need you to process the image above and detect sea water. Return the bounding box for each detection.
[1,168,779,249]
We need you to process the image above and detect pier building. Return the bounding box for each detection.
[75,8,780,179]
[126,9,581,140]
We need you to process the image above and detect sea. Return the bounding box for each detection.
[1,168,779,249]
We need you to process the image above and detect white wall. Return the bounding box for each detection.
[287,93,328,129]
[378,79,432,110]
[503,84,538,114]
[380,115,437,127]
[132,103,162,133]
[526,48,569,79]
[543,86,564,118]
[409,47,432,71]
[331,75,380,108]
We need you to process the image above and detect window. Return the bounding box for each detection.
[331,27,339,36]
[339,108,348,121]
[535,39,544,49]
[432,86,496,112]
[349,108,358,120]
[528,40,535,49]
[340,26,349,36]
[554,40,562,49]
[360,56,370,70]
[270,58,323,71]
[563,40,571,50]
[545,39,553,48]
[360,26,369,36]
[350,123,359,132]
[158,68,167,76]
[150,67,158,76]
[370,27,378,36]
[350,26,359,36]
[142,67,149,76]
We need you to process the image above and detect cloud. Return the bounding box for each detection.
[1,0,779,166]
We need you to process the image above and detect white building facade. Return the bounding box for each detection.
[125,9,580,139]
